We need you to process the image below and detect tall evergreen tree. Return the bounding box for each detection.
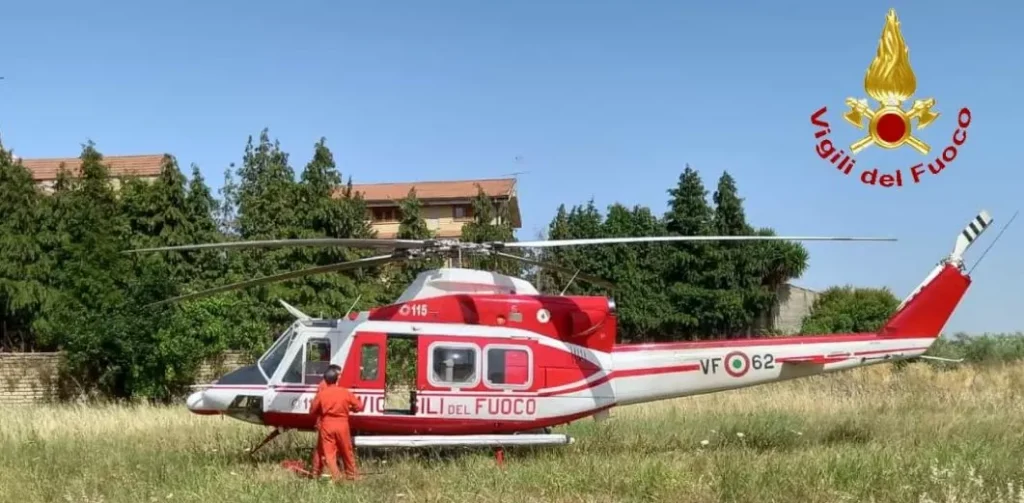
[33,144,176,399]
[662,165,718,337]
[708,171,753,335]
[119,155,194,284]
[531,204,572,293]
[397,188,431,240]
[182,164,228,289]
[230,130,303,338]
[235,129,299,240]
[598,203,671,342]
[460,186,520,275]
[380,187,441,299]
[289,138,382,318]
[712,172,748,236]
[0,144,51,350]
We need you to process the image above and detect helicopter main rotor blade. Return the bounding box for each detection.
[500,235,897,248]
[145,253,408,307]
[125,238,429,254]
[489,251,616,290]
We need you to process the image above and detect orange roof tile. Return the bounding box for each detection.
[343,178,516,203]
[19,154,166,182]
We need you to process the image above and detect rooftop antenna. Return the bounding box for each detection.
[501,155,530,179]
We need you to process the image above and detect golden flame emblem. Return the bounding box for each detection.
[843,9,939,154]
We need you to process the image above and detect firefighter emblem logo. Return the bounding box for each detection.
[809,9,972,187]
[843,8,939,155]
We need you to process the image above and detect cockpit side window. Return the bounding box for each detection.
[282,348,303,384]
[304,339,331,385]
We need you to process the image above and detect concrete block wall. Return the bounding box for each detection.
[0,351,252,405]
[772,284,820,334]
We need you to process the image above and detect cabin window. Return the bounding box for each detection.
[428,342,480,388]
[304,338,332,384]
[484,345,532,389]
[360,344,380,381]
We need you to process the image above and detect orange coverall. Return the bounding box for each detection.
[309,383,364,480]
[309,379,334,477]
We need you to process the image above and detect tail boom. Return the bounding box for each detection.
[606,210,991,407]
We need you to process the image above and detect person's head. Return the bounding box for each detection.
[323,365,341,385]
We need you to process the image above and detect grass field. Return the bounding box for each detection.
[3,362,1024,503]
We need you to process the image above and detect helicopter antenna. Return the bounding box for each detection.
[343,294,362,318]
[968,209,1018,275]
[560,270,581,296]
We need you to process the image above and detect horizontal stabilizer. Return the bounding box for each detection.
[951,210,994,261]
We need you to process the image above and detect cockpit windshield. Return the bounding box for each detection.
[258,325,297,379]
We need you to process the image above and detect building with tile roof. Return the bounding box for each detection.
[18,154,165,193]
[342,177,521,239]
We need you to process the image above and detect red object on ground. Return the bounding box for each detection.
[281,459,313,478]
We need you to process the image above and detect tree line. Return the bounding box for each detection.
[0,129,906,401]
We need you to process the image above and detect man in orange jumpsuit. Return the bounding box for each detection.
[309,364,341,478]
[308,364,364,481]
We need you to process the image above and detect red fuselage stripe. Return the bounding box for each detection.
[610,333,920,351]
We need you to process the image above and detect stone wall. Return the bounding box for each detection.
[750,283,821,335]
[0,353,60,405]
[194,351,254,384]
[771,284,820,334]
[0,351,252,405]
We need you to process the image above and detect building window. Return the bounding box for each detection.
[360,344,380,381]
[452,204,474,221]
[484,345,532,389]
[429,342,479,388]
[371,207,400,223]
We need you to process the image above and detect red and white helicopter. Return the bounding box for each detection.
[131,210,994,458]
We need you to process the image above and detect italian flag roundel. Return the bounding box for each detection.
[724,351,750,377]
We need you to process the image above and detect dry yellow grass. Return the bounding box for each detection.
[3,362,1024,502]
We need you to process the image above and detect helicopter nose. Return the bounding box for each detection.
[186,388,231,415]
[186,390,216,415]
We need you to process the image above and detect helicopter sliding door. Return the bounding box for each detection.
[343,331,419,415]
[383,333,418,415]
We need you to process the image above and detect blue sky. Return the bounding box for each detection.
[3,1,1022,334]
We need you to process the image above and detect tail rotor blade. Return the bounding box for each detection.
[125,238,428,254]
[145,253,407,307]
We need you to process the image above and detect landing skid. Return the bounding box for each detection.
[354,433,574,468]
[351,433,574,448]
[256,429,573,469]
[248,428,284,457]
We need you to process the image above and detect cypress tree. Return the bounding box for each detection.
[0,144,51,350]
